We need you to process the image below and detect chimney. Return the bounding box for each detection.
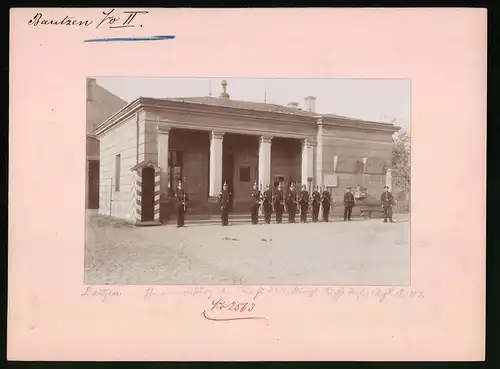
[219,80,230,100]
[86,77,96,102]
[304,96,316,112]
[287,102,299,109]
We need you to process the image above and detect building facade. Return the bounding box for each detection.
[94,81,399,224]
[86,78,127,209]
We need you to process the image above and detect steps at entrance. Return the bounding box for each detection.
[163,209,372,226]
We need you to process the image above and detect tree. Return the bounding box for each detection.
[392,128,411,202]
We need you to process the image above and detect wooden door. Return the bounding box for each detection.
[141,167,155,222]
[88,160,100,209]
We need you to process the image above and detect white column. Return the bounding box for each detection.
[157,126,170,197]
[258,136,272,189]
[386,168,393,192]
[209,131,224,197]
[315,121,324,187]
[301,138,315,187]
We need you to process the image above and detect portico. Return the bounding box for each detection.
[155,124,307,215]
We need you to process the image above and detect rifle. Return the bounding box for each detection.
[183,192,187,213]
[295,190,300,215]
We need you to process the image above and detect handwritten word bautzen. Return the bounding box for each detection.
[81,286,121,302]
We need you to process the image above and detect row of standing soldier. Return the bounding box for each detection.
[250,182,333,224]
[174,181,395,227]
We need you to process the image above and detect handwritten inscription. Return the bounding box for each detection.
[211,298,256,313]
[143,287,216,300]
[27,9,149,29]
[81,286,121,302]
[142,286,425,303]
[96,9,149,29]
[324,287,425,303]
[202,298,268,322]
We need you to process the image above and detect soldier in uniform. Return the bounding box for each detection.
[218,181,231,226]
[262,184,273,224]
[321,186,332,222]
[299,184,310,223]
[343,187,355,221]
[273,182,285,224]
[286,182,298,223]
[311,185,321,222]
[380,185,395,223]
[175,181,188,228]
[250,181,261,225]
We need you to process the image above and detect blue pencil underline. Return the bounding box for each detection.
[84,35,176,43]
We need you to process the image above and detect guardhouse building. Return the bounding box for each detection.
[94,81,400,225]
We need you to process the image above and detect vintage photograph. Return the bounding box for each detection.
[85,77,411,286]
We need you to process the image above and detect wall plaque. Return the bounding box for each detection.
[324,174,339,187]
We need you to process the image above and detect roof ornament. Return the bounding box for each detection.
[220,80,230,99]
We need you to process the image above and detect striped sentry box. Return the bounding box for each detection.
[130,160,162,225]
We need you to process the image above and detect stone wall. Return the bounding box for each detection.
[86,79,127,210]
[168,129,210,210]
[86,135,100,158]
[223,134,259,209]
[98,114,138,221]
[271,138,302,185]
[321,125,394,204]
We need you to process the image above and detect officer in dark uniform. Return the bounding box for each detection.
[164,182,176,224]
[311,185,321,222]
[262,184,273,224]
[321,186,332,222]
[250,181,261,225]
[218,181,231,226]
[380,185,395,223]
[343,187,355,221]
[175,181,188,227]
[286,182,298,223]
[273,182,285,224]
[299,184,310,223]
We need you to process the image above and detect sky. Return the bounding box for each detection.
[95,77,411,131]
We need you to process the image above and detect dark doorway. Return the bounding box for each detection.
[222,151,235,212]
[141,166,155,222]
[88,160,100,209]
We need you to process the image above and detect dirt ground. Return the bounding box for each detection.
[85,212,410,286]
